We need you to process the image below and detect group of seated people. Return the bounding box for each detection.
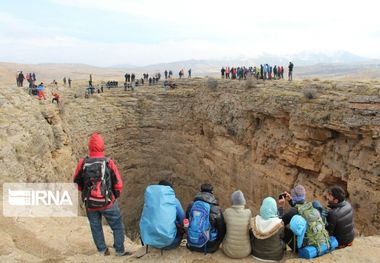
[139,182,354,260]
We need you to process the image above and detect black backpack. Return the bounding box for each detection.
[81,157,114,209]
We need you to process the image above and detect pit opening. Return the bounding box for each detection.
[60,81,379,239]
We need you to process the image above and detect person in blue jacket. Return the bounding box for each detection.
[158,180,185,249]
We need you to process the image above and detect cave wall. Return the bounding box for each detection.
[60,80,380,238]
[4,80,378,238]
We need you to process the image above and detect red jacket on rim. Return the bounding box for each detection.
[73,133,123,211]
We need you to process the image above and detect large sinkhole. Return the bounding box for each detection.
[62,81,380,239]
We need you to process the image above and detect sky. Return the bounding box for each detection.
[0,0,379,67]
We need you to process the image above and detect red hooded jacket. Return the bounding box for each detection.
[73,133,123,211]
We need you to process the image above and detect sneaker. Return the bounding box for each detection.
[100,248,110,256]
[180,239,187,247]
[133,246,147,258]
[116,251,133,257]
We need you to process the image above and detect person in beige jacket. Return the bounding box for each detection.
[222,190,252,259]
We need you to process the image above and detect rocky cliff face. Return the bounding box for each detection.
[0,85,75,184]
[1,78,379,240]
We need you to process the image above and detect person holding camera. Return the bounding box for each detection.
[278,185,307,250]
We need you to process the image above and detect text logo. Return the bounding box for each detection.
[3,183,78,217]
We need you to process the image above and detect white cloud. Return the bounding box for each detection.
[0,35,252,66]
[47,0,380,55]
[0,1,379,65]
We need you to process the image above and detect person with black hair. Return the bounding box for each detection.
[186,183,226,253]
[324,185,355,248]
[157,179,171,187]
[139,180,185,250]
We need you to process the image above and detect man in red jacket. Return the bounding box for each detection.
[73,133,130,256]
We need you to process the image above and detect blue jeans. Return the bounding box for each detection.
[86,201,125,255]
[162,232,182,250]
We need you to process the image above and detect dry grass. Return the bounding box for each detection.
[206,78,218,91]
[303,88,317,99]
[243,78,257,89]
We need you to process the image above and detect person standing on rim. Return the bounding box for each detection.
[288,61,294,81]
[89,74,93,86]
[73,132,131,256]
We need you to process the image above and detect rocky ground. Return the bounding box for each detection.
[0,195,379,262]
[1,77,380,262]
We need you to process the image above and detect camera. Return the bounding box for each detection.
[278,192,287,199]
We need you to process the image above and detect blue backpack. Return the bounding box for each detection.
[139,185,177,249]
[188,200,216,248]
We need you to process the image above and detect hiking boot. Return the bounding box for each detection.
[116,251,133,257]
[100,248,110,256]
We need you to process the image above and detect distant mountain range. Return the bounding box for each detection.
[114,50,371,69]
[110,51,377,77]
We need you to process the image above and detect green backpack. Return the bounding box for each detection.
[296,202,330,249]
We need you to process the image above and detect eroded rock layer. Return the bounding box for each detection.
[1,79,379,238]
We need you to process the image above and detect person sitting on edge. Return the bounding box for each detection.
[251,197,285,261]
[324,185,355,248]
[222,190,252,259]
[278,184,306,250]
[186,183,226,253]
[139,180,185,250]
[280,185,330,252]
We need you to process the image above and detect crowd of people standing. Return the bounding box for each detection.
[221,62,294,81]
[63,77,72,88]
[16,71,36,87]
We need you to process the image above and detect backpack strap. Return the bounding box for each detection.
[82,156,91,209]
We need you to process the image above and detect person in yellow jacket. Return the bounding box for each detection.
[222,190,252,258]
